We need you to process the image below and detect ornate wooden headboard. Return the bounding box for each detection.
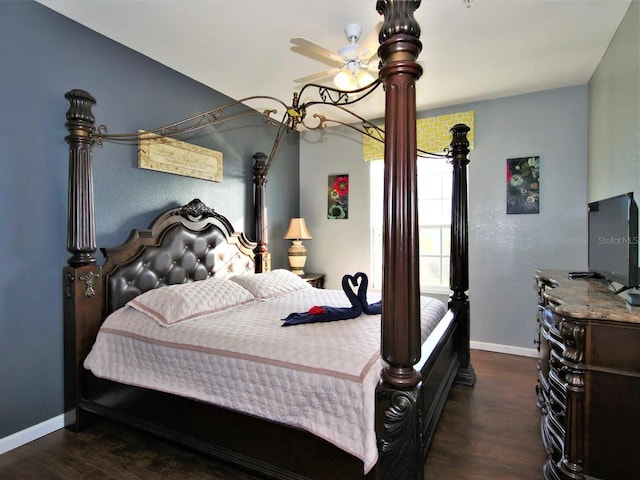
[100,198,256,314]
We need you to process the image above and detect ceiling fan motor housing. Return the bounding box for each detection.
[344,23,362,43]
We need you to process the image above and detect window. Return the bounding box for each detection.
[370,156,452,293]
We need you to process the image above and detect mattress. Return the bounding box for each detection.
[84,274,447,473]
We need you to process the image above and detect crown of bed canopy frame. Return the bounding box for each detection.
[64,59,456,273]
[64,79,468,278]
[85,80,447,171]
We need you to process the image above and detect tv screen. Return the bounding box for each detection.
[588,192,639,291]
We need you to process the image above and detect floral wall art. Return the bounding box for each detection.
[327,174,349,219]
[506,156,540,214]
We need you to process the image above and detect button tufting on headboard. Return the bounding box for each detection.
[106,223,255,313]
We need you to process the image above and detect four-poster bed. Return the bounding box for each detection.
[62,2,475,479]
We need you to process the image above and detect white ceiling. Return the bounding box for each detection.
[37,0,631,125]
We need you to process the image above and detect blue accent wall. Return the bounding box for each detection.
[0,1,299,438]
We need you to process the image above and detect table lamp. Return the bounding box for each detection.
[283,218,312,275]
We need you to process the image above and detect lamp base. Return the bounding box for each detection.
[288,240,307,276]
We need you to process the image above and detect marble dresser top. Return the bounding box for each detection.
[535,269,640,324]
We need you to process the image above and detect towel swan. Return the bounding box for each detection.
[281,273,363,326]
[354,271,382,315]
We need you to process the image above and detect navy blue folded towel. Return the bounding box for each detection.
[281,274,362,326]
[281,272,381,326]
[354,271,382,315]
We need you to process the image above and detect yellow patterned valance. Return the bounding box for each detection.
[362,111,474,161]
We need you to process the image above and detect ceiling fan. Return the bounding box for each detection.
[290,22,382,90]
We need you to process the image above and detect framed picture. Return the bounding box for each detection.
[506,156,540,214]
[327,174,349,219]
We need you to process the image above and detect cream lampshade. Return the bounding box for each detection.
[283,218,312,275]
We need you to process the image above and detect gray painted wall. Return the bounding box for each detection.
[299,127,373,287]
[300,85,589,350]
[0,1,299,439]
[588,1,639,202]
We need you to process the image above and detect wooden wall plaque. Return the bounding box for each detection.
[138,131,223,182]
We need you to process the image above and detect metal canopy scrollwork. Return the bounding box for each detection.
[82,67,443,185]
[92,96,286,146]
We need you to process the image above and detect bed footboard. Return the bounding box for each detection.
[81,372,373,480]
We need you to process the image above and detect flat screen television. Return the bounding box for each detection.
[588,192,639,292]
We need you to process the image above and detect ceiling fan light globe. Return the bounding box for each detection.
[356,70,375,88]
[334,70,357,90]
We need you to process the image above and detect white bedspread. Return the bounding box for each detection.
[84,286,446,473]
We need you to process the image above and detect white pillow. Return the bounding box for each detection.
[229,269,312,299]
[127,277,255,327]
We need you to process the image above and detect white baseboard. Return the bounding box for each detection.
[0,414,65,455]
[471,340,538,358]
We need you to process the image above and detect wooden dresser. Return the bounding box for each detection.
[535,270,640,480]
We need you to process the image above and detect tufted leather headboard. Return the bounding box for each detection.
[100,199,256,315]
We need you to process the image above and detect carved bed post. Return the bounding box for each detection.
[252,152,271,273]
[65,89,97,266]
[375,1,424,479]
[448,124,476,386]
[63,89,103,430]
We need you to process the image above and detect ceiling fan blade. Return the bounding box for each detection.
[356,21,383,62]
[293,68,341,84]
[291,46,343,69]
[364,62,381,72]
[290,37,344,66]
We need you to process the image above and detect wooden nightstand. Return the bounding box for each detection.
[301,273,325,289]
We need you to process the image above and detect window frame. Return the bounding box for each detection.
[369,156,453,295]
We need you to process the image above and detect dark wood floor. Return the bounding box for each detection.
[0,350,546,479]
[423,350,546,480]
